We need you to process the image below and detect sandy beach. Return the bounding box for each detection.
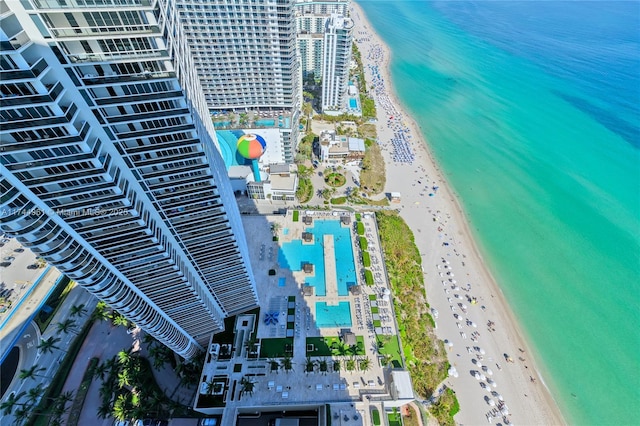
[350,2,565,424]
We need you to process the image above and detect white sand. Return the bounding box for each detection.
[351,2,565,424]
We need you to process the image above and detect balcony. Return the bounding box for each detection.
[32,0,151,9]
[0,58,48,81]
[0,81,64,108]
[0,31,31,51]
[50,24,159,38]
[68,50,169,64]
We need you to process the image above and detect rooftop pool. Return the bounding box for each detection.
[316,302,352,328]
[278,220,357,296]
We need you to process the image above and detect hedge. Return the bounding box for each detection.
[364,269,373,285]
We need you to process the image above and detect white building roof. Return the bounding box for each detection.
[348,137,365,152]
[391,370,414,400]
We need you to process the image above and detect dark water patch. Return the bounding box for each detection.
[554,91,640,149]
[1,346,20,398]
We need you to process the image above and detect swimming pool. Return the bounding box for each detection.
[213,121,231,128]
[316,302,352,328]
[278,220,357,296]
[216,129,249,168]
[255,119,275,127]
[349,98,358,109]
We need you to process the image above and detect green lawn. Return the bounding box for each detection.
[377,335,403,368]
[259,337,293,358]
[387,411,402,426]
[306,336,365,356]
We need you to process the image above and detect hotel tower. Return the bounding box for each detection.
[175,0,301,163]
[321,12,353,112]
[0,0,258,358]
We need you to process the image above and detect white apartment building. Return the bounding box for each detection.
[321,13,353,112]
[175,0,301,163]
[0,0,258,359]
[295,0,349,79]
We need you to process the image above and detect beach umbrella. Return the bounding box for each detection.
[452,279,457,284]
[471,322,477,328]
[488,399,496,407]
[476,361,482,367]
[497,394,504,402]
[462,304,468,310]
[485,368,493,376]
[474,372,481,380]
[479,374,486,381]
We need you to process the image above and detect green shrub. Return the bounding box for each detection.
[355,213,361,221]
[357,221,365,235]
[371,408,381,426]
[293,210,299,222]
[362,251,371,267]
[359,237,368,250]
[268,269,276,276]
[364,269,373,285]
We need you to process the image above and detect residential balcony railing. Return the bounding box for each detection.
[0,81,64,108]
[0,31,31,51]
[68,50,169,63]
[0,58,48,81]
[32,0,151,9]
[50,25,160,38]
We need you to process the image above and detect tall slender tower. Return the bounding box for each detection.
[295,0,349,80]
[321,12,353,112]
[0,0,258,358]
[176,0,301,163]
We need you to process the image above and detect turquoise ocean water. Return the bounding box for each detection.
[357,1,640,424]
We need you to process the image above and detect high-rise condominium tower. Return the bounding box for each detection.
[321,12,353,112]
[295,0,349,80]
[0,0,258,358]
[176,0,301,163]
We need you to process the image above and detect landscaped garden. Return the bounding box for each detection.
[305,336,365,356]
[375,210,455,422]
[324,172,346,187]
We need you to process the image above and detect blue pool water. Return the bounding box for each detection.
[283,228,289,235]
[215,129,249,168]
[255,119,275,127]
[213,121,231,128]
[315,302,352,328]
[349,98,358,109]
[278,277,286,287]
[278,220,357,296]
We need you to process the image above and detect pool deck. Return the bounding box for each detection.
[196,212,407,421]
[323,234,339,304]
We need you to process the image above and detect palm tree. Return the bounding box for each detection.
[1,391,26,415]
[333,359,341,372]
[56,318,77,335]
[280,356,294,374]
[91,301,111,322]
[345,358,356,372]
[26,384,46,405]
[69,303,88,318]
[358,357,371,372]
[37,336,63,355]
[304,357,316,375]
[117,370,131,388]
[112,312,129,327]
[239,376,255,396]
[117,349,133,367]
[52,391,74,415]
[318,358,328,375]
[13,405,31,425]
[112,394,131,421]
[97,401,111,419]
[93,362,108,381]
[19,365,47,381]
[268,358,280,374]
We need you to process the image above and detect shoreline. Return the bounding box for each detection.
[351,2,565,424]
